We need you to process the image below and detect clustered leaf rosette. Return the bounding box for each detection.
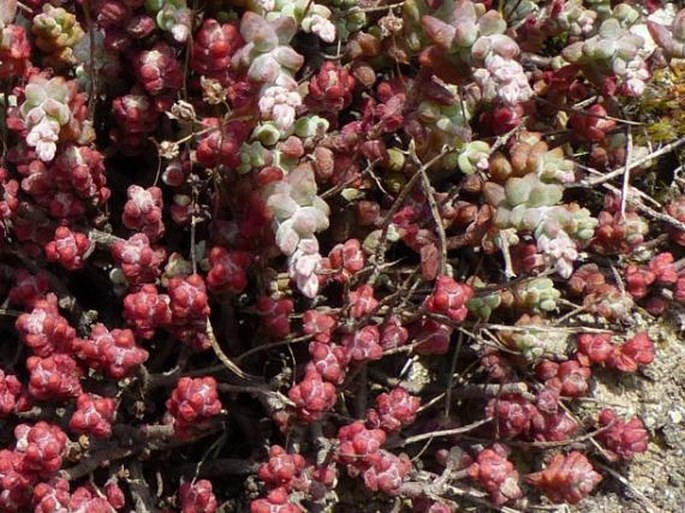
[420,0,501,62]
[180,479,218,513]
[526,452,603,504]
[133,42,183,97]
[512,279,561,314]
[32,4,85,67]
[466,278,504,321]
[250,487,304,513]
[502,132,577,184]
[145,0,192,43]
[471,34,533,107]
[0,4,31,80]
[457,140,490,175]
[366,387,421,433]
[69,393,118,439]
[257,0,337,43]
[111,233,166,288]
[501,315,569,362]
[15,293,76,357]
[18,76,75,162]
[520,0,597,50]
[288,369,337,423]
[264,163,330,298]
[624,251,678,307]
[14,421,68,477]
[110,94,160,155]
[253,443,340,509]
[191,19,244,85]
[122,185,165,242]
[122,283,172,340]
[166,376,223,437]
[419,1,533,106]
[425,275,474,322]
[32,478,121,513]
[576,331,655,375]
[0,370,28,417]
[206,247,252,294]
[76,323,149,379]
[232,12,304,131]
[166,273,212,350]
[467,444,523,506]
[307,62,356,113]
[336,409,417,497]
[562,12,651,97]
[486,167,597,278]
[44,226,91,270]
[568,264,635,322]
[569,104,617,143]
[27,352,83,400]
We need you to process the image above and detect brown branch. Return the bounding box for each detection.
[416,148,448,275]
[535,96,643,126]
[235,333,313,363]
[369,145,453,284]
[171,458,258,478]
[391,417,493,448]
[206,317,260,382]
[60,422,223,481]
[218,383,295,410]
[397,470,523,513]
[595,462,659,513]
[567,135,685,189]
[128,460,159,513]
[60,444,136,481]
[620,126,633,216]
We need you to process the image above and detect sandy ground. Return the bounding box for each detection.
[569,313,685,513]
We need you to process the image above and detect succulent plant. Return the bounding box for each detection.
[486,160,596,277]
[232,12,303,88]
[248,0,337,43]
[526,452,603,504]
[32,4,84,67]
[467,289,503,320]
[457,140,490,175]
[547,0,597,38]
[513,278,561,314]
[258,85,303,131]
[231,12,307,130]
[0,22,31,80]
[562,16,650,96]
[0,1,679,510]
[505,321,569,363]
[471,35,533,106]
[421,0,504,54]
[648,7,685,58]
[467,444,523,506]
[20,76,75,162]
[507,133,576,184]
[146,0,192,42]
[264,163,330,297]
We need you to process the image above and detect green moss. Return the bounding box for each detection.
[634,63,685,146]
[645,119,679,144]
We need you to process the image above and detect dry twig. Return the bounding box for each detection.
[206,317,258,381]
